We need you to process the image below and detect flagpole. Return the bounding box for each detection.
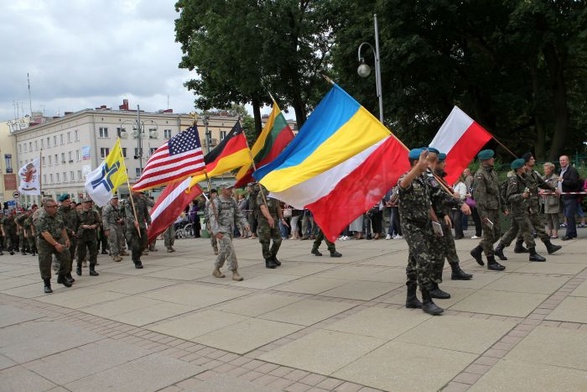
[122,138,141,238]
[39,149,43,204]
[241,120,270,209]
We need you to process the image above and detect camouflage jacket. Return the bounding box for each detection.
[398,172,432,225]
[209,196,248,235]
[2,215,17,233]
[77,208,101,238]
[257,193,280,219]
[102,202,122,228]
[58,205,79,238]
[506,174,531,217]
[35,212,66,242]
[524,169,555,208]
[473,165,501,214]
[125,194,151,231]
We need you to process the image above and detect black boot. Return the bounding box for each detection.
[311,248,322,256]
[43,278,53,294]
[89,265,99,276]
[271,256,281,266]
[265,258,278,269]
[134,261,144,269]
[487,256,506,271]
[528,247,546,262]
[66,273,75,284]
[405,283,422,309]
[494,242,508,261]
[76,263,82,276]
[514,239,529,253]
[470,246,484,266]
[330,250,342,258]
[544,240,561,255]
[450,263,473,280]
[57,274,72,287]
[429,282,451,299]
[421,287,444,315]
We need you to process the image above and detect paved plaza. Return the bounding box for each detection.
[1,229,586,392]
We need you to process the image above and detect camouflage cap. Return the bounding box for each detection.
[218,182,234,189]
[82,197,93,203]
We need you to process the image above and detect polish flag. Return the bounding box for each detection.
[430,106,493,185]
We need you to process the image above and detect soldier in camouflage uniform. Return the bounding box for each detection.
[76,197,101,276]
[0,212,4,255]
[23,205,38,256]
[125,190,151,269]
[102,195,125,262]
[204,189,219,255]
[15,210,30,255]
[210,182,250,281]
[57,195,79,282]
[2,210,18,255]
[257,185,285,268]
[427,152,472,300]
[470,149,505,271]
[521,153,561,255]
[311,227,342,257]
[398,148,444,315]
[35,198,72,293]
[247,183,260,239]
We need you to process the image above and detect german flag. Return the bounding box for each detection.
[189,121,252,187]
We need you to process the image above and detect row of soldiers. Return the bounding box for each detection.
[0,207,39,256]
[30,190,153,294]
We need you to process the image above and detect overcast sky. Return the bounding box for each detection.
[0,0,204,122]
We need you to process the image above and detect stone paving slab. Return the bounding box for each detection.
[0,227,585,391]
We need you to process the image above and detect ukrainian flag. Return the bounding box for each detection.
[253,84,391,192]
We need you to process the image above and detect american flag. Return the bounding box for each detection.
[132,126,205,192]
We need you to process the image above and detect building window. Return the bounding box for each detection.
[47,137,50,148]
[54,154,58,165]
[48,155,52,166]
[29,142,32,151]
[75,130,79,141]
[117,127,126,137]
[67,132,71,143]
[77,170,82,181]
[149,147,156,156]
[35,140,38,151]
[42,157,46,167]
[70,171,75,182]
[220,131,227,140]
[41,139,44,149]
[61,153,65,163]
[100,148,110,158]
[164,129,172,139]
[24,144,27,153]
[68,151,73,162]
[135,168,142,178]
[53,136,57,146]
[18,144,22,153]
[50,174,53,184]
[56,173,60,182]
[63,172,67,182]
[148,128,158,139]
[43,174,47,184]
[99,127,109,138]
[134,148,140,158]
[4,154,13,173]
[60,134,64,145]
[122,148,127,158]
[76,150,81,161]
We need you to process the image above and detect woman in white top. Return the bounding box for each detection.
[453,174,468,239]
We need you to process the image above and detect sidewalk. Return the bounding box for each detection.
[1,230,586,391]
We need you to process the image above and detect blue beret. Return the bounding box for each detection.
[426,147,440,155]
[438,153,447,162]
[478,149,495,160]
[58,194,70,202]
[511,158,525,170]
[408,148,423,160]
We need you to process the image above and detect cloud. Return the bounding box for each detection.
[0,0,197,120]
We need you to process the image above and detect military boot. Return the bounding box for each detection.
[450,262,473,280]
[57,274,72,287]
[89,265,99,276]
[231,270,244,281]
[271,256,281,266]
[544,240,561,255]
[429,282,451,299]
[76,263,82,276]
[330,250,342,258]
[470,246,484,266]
[405,283,422,309]
[212,268,225,278]
[487,256,506,271]
[311,248,323,256]
[514,239,529,253]
[43,278,53,294]
[494,242,508,261]
[528,247,546,262]
[421,287,444,315]
[265,258,278,269]
[66,273,75,284]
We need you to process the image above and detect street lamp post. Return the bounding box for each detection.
[120,105,157,179]
[357,13,383,124]
[202,115,211,154]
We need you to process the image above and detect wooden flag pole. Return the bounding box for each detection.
[123,140,141,239]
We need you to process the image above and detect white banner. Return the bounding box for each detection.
[18,158,41,196]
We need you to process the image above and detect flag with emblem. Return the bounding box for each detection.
[85,138,128,207]
[133,125,205,192]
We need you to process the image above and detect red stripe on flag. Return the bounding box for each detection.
[444,122,492,184]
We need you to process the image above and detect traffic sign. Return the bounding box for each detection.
[12,191,20,199]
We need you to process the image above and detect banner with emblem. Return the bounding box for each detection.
[18,157,41,196]
[85,139,128,207]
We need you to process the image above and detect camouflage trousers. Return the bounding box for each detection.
[77,236,98,267]
[313,229,335,252]
[214,234,238,271]
[501,212,535,248]
[258,218,282,260]
[429,219,461,283]
[126,228,147,264]
[478,209,501,257]
[528,205,550,243]
[38,239,70,280]
[164,226,175,248]
[107,225,125,257]
[206,222,218,253]
[401,220,435,289]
